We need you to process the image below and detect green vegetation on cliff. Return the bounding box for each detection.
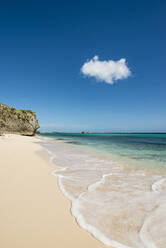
[0,103,39,136]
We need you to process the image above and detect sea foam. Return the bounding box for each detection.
[40,137,166,248]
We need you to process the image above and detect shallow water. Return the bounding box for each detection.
[39,133,166,248]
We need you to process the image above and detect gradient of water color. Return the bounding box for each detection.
[39,133,166,248]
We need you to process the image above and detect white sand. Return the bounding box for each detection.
[0,134,108,248]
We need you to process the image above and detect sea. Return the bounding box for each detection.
[39,132,166,248]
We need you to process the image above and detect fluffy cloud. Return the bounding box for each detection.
[81,56,131,84]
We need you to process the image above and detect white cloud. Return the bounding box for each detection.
[81,55,131,84]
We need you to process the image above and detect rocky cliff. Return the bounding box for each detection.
[0,103,39,136]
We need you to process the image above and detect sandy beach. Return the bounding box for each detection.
[0,134,107,248]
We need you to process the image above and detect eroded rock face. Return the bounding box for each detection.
[0,103,40,136]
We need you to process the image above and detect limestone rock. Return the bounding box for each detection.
[0,103,39,136]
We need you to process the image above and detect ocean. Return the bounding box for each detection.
[39,132,166,248]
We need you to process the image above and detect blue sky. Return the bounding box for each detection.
[0,0,165,132]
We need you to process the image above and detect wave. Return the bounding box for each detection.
[40,137,166,248]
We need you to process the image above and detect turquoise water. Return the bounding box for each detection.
[39,132,166,248]
[40,132,166,172]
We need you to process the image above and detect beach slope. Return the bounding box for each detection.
[0,135,106,248]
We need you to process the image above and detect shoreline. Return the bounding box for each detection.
[0,134,107,248]
[38,134,166,248]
